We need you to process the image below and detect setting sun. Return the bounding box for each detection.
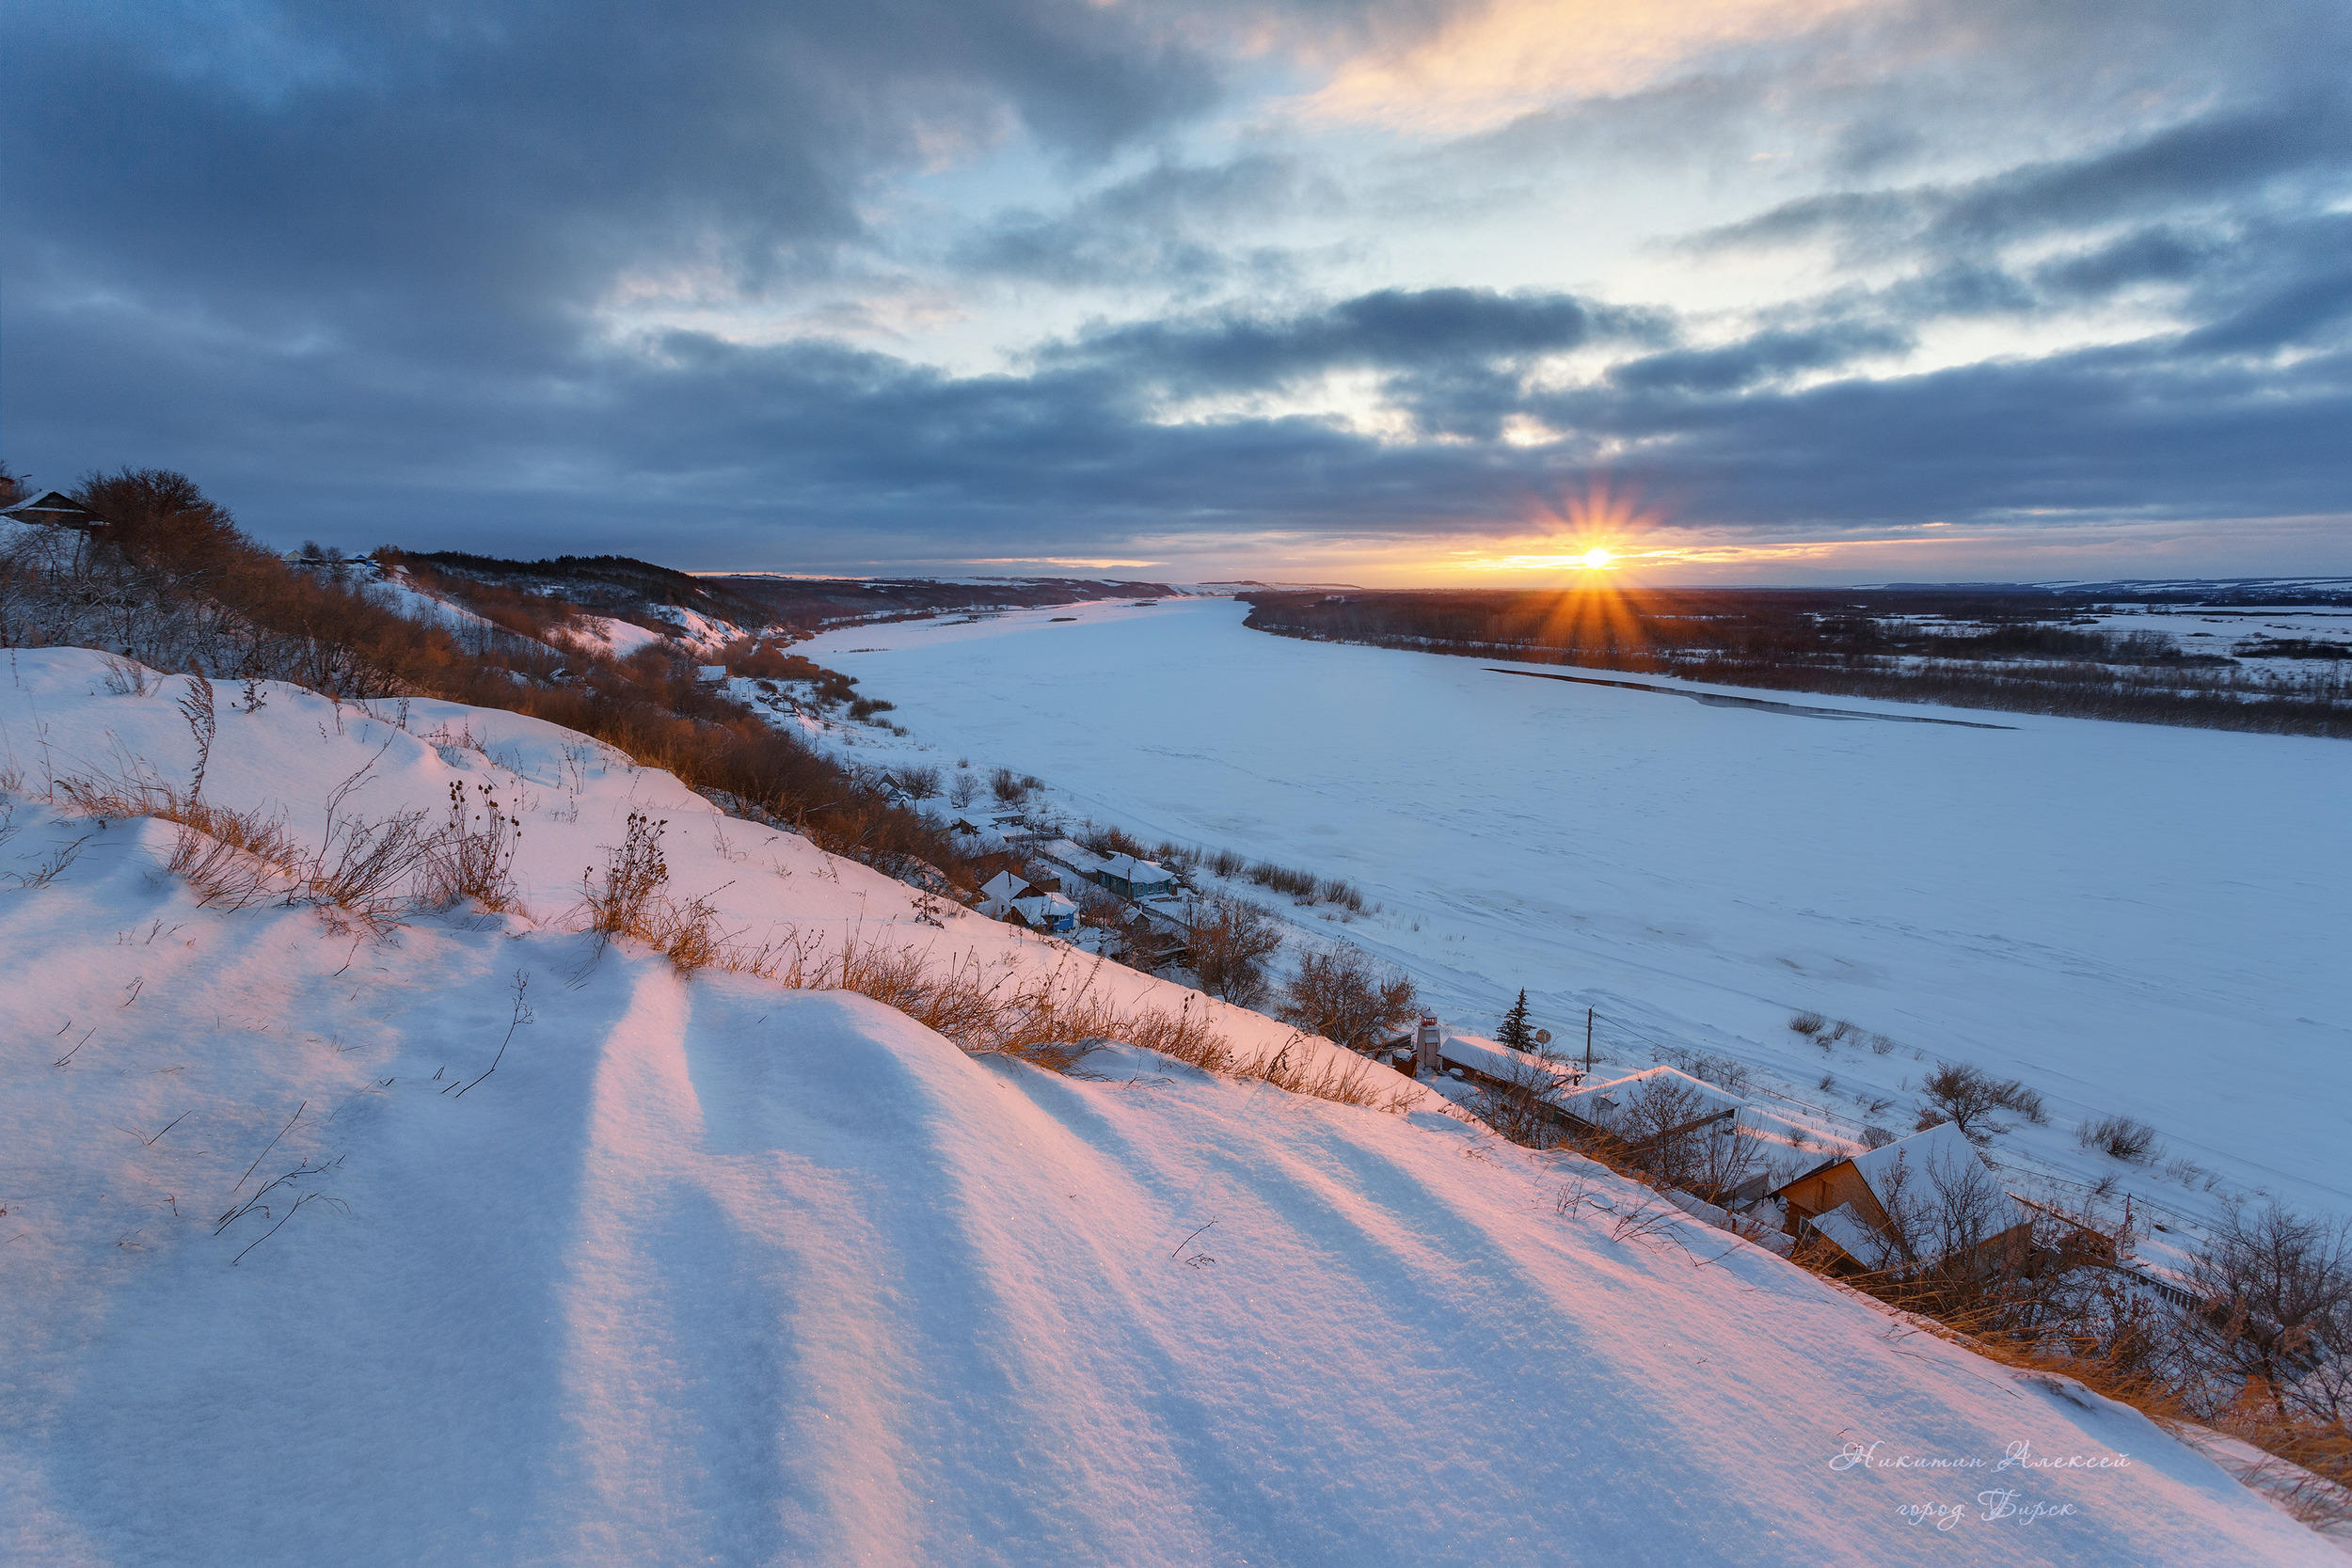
[1579,546,1615,570]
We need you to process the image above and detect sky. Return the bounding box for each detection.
[4,0,2348,585]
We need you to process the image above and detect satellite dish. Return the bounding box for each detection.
[1534,1028,1552,1044]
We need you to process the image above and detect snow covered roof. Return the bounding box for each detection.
[1011,892,1077,922]
[1846,1121,2025,1230]
[1557,1065,1745,1129]
[980,870,1031,903]
[1097,852,1173,885]
[0,488,99,527]
[1041,838,1109,873]
[1434,1029,1567,1085]
[1805,1204,1883,1263]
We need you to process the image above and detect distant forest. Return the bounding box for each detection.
[1239,587,2350,736]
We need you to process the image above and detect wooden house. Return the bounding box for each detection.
[1092,852,1176,900]
[1770,1121,2029,1274]
[1,490,101,531]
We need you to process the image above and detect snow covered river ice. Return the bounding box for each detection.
[802,596,2351,1223]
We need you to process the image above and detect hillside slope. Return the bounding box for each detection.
[0,649,2328,1564]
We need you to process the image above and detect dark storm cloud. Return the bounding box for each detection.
[1689,94,2352,264]
[1041,288,1666,395]
[3,0,2349,571]
[3,0,1221,341]
[1606,324,1915,395]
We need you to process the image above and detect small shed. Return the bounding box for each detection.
[1009,892,1079,933]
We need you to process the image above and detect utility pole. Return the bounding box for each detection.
[1585,1007,1594,1079]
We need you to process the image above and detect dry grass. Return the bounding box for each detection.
[53,769,435,929]
[638,919,1418,1112]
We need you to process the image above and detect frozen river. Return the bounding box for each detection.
[802,596,2352,1219]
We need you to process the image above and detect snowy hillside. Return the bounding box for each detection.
[0,648,2333,1563]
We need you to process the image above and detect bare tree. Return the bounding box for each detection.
[1278,946,1416,1051]
[1603,1077,1759,1201]
[2181,1204,2352,1425]
[1184,895,1281,1007]
[947,770,978,809]
[1867,1141,2016,1274]
[1467,1058,1567,1148]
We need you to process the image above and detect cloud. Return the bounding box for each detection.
[951,155,1340,292]
[1689,94,2352,264]
[2,0,2348,578]
[1043,287,1665,396]
[1606,322,1912,393]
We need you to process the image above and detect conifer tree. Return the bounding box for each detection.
[1497,989,1535,1052]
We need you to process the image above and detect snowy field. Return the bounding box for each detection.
[1,646,2338,1562]
[800,598,2352,1235]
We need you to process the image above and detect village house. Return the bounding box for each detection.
[0,490,101,530]
[1033,840,1177,901]
[976,869,1032,919]
[1090,851,1176,900]
[1768,1120,2030,1275]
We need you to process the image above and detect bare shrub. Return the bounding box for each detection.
[989,767,1026,805]
[1277,946,1417,1052]
[1649,1045,1753,1098]
[582,812,672,942]
[1599,1076,1759,1200]
[1916,1060,2046,1144]
[2180,1205,2352,1430]
[1184,895,1282,1006]
[1861,1124,1898,1148]
[1077,822,1144,858]
[1789,1010,1825,1037]
[100,655,159,696]
[1468,1058,1571,1148]
[2077,1114,2160,1163]
[947,771,978,808]
[300,808,437,927]
[1248,862,1317,900]
[888,765,942,800]
[421,780,522,911]
[1207,847,1246,879]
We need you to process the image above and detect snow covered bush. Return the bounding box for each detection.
[2076,1114,2160,1163]
[1915,1060,2046,1143]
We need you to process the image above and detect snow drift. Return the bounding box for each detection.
[0,649,2331,1564]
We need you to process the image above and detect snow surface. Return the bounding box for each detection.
[557,612,670,659]
[0,647,2335,1562]
[797,599,2352,1237]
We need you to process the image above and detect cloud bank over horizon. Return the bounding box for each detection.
[4,0,2347,583]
